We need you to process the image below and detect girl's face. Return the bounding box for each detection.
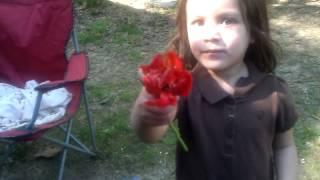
[186,0,252,74]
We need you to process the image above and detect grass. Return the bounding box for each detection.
[112,20,143,45]
[73,72,177,171]
[276,51,320,180]
[293,81,320,180]
[128,48,144,62]
[79,18,110,45]
[79,13,143,47]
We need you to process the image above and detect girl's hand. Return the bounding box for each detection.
[132,51,190,148]
[134,87,178,126]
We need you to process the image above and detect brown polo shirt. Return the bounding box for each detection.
[176,62,298,180]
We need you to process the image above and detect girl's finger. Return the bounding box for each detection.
[138,68,144,80]
[144,103,177,115]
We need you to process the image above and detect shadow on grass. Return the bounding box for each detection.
[270,2,320,179]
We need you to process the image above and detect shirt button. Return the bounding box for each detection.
[228,114,235,119]
[223,138,234,157]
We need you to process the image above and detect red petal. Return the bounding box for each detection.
[170,71,192,96]
[142,75,162,96]
[159,69,174,91]
[166,51,184,70]
[139,51,192,107]
[140,53,165,75]
[159,69,192,96]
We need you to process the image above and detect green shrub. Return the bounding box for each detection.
[75,0,103,8]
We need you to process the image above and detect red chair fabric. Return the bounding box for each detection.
[0,0,72,86]
[0,0,87,140]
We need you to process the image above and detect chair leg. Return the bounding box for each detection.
[82,84,97,153]
[57,119,73,180]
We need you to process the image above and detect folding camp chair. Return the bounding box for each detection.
[0,0,97,179]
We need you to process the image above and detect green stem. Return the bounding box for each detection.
[169,121,189,152]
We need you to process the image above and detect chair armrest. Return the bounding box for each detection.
[65,52,89,82]
[35,52,89,92]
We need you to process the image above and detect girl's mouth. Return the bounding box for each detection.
[201,49,226,54]
[201,49,227,59]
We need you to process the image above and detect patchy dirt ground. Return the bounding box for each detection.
[1,1,320,180]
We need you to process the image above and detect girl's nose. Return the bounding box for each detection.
[203,23,221,43]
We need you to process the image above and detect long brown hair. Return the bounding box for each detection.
[167,0,279,73]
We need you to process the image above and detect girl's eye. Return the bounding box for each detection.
[191,19,204,26]
[221,18,237,25]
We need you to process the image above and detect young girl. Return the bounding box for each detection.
[131,0,299,179]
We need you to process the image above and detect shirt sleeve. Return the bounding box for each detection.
[275,78,299,133]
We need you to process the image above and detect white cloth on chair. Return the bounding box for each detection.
[0,80,72,132]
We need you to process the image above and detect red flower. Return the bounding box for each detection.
[140,51,192,107]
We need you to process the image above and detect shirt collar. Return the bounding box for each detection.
[193,61,267,104]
